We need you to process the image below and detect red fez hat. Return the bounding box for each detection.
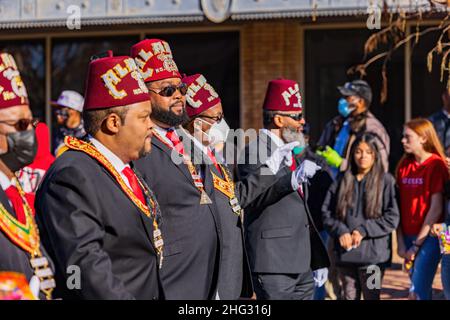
[83,51,149,111]
[130,39,181,83]
[0,53,29,109]
[262,79,303,112]
[182,74,221,118]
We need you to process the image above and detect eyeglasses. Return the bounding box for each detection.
[0,118,39,131]
[275,113,303,121]
[148,83,188,97]
[199,113,224,123]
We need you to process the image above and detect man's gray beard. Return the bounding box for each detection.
[281,127,306,149]
[152,102,190,127]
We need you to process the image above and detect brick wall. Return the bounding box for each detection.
[241,21,302,130]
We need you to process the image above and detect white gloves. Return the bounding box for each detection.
[265,141,300,174]
[313,268,328,288]
[291,159,321,190]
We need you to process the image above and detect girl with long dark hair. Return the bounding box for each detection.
[322,133,400,300]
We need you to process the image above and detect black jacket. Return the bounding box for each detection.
[36,148,161,300]
[237,132,330,274]
[318,111,390,172]
[298,147,334,232]
[429,110,450,153]
[322,173,400,266]
[136,128,294,300]
[181,132,295,299]
[135,131,220,300]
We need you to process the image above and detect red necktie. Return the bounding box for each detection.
[289,154,304,198]
[165,129,185,155]
[207,148,221,173]
[5,185,26,224]
[290,155,297,171]
[122,167,146,206]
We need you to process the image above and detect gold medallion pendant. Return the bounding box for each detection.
[211,165,242,216]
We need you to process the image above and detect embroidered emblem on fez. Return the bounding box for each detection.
[281,83,302,109]
[0,53,28,104]
[186,75,219,109]
[101,58,145,99]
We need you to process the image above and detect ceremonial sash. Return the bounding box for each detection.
[0,179,54,299]
[151,129,212,205]
[64,136,164,268]
[211,164,242,216]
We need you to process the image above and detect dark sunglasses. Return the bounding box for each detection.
[199,113,224,123]
[275,113,303,121]
[148,83,188,97]
[0,118,39,131]
[55,109,69,117]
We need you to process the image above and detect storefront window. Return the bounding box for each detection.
[154,32,240,129]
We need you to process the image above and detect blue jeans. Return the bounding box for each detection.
[403,235,441,300]
[442,254,450,300]
[313,230,329,300]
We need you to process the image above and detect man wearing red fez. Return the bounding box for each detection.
[0,52,56,300]
[132,39,227,300]
[35,52,163,300]
[181,74,326,299]
[237,79,330,300]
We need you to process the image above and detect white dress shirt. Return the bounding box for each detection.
[90,137,132,190]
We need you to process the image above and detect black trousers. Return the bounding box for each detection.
[337,265,386,300]
[252,270,315,300]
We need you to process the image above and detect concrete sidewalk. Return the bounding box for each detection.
[381,262,444,300]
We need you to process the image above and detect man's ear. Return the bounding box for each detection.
[103,113,121,134]
[273,115,284,129]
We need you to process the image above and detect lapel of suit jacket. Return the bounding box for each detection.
[0,187,16,219]
[151,134,195,185]
[92,159,155,247]
[131,164,159,247]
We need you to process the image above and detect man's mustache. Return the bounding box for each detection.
[169,101,184,109]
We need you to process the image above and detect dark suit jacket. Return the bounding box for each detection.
[179,130,294,299]
[35,149,161,300]
[134,129,221,300]
[237,132,330,274]
[0,187,54,300]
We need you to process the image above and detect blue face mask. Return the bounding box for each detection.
[338,98,355,118]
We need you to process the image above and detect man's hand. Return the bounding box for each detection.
[351,229,364,248]
[339,233,353,250]
[294,160,321,184]
[313,268,328,287]
[265,141,300,174]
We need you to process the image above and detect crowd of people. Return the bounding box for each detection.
[0,37,449,301]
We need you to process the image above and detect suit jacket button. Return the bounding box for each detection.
[152,296,158,300]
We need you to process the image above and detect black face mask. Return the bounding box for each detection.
[0,130,37,172]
